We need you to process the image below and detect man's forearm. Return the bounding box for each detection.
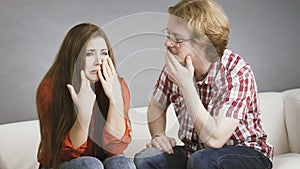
[147,98,168,136]
[180,81,217,142]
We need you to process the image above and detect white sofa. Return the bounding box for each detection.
[0,88,299,169]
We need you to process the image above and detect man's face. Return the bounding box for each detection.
[164,16,195,65]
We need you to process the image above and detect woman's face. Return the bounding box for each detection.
[84,37,108,83]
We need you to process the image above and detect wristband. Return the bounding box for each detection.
[151,134,162,140]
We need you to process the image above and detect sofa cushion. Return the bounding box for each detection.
[283,88,300,153]
[124,107,150,158]
[259,92,290,155]
[273,153,300,169]
[124,105,182,158]
[0,120,40,169]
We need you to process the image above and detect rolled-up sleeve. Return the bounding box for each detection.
[102,120,131,155]
[60,132,88,161]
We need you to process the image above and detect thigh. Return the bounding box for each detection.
[134,146,187,169]
[103,154,136,169]
[59,156,104,169]
[188,146,272,169]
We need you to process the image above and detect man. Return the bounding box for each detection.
[134,0,273,169]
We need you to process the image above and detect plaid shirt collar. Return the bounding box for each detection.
[196,48,232,86]
[196,60,220,86]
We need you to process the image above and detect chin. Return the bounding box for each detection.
[86,76,98,84]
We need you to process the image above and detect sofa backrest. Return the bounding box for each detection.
[259,92,290,155]
[0,89,298,169]
[126,92,295,157]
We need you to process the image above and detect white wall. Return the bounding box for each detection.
[0,0,299,124]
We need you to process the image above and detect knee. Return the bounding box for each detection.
[187,148,217,169]
[104,155,135,169]
[134,157,149,169]
[134,151,152,168]
[79,156,104,169]
[134,147,162,169]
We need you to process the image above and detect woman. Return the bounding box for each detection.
[36,23,135,169]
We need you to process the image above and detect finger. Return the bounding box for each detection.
[97,67,105,84]
[185,55,194,73]
[107,57,116,75]
[85,73,91,88]
[161,137,174,154]
[165,51,175,74]
[80,70,87,88]
[102,59,111,78]
[104,57,113,77]
[86,78,91,88]
[146,142,152,148]
[155,137,171,154]
[166,50,179,70]
[170,138,177,147]
[66,84,77,102]
[151,139,162,151]
[165,50,171,67]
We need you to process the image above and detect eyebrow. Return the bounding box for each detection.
[171,33,185,40]
[167,29,184,38]
[86,49,108,52]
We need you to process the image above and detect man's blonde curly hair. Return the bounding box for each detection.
[168,0,230,62]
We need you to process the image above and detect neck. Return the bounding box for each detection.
[194,63,211,81]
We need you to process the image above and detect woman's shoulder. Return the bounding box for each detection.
[36,77,54,104]
[37,78,54,93]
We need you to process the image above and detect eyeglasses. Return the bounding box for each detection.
[161,28,192,45]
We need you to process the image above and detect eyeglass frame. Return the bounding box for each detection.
[161,28,193,45]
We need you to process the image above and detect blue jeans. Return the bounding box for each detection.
[134,146,272,169]
[41,155,136,169]
[103,154,136,169]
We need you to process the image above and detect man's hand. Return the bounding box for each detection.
[165,50,194,88]
[146,134,176,155]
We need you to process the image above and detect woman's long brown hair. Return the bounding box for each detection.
[36,23,115,169]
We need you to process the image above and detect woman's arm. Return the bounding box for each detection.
[104,77,127,139]
[67,71,96,148]
[102,77,131,155]
[98,57,131,155]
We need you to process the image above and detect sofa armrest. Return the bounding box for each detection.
[0,120,40,169]
[283,88,300,153]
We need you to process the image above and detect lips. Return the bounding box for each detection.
[90,70,98,74]
[90,67,103,75]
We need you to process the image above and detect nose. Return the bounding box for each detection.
[95,53,102,65]
[165,38,175,48]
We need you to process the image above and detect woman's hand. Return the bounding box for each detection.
[146,134,177,155]
[98,57,122,105]
[67,70,96,121]
[165,50,194,88]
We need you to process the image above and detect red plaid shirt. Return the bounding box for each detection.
[153,49,274,160]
